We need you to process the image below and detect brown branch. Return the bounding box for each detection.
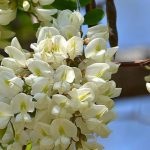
[116,59,150,67]
[106,0,118,47]
[86,0,96,12]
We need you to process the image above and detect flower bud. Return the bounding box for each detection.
[23,1,30,12]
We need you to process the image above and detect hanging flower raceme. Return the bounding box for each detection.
[0,10,121,150]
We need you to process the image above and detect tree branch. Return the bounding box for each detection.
[86,0,96,12]
[106,0,118,47]
[117,59,150,67]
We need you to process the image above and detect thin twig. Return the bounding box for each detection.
[106,0,118,47]
[86,0,96,11]
[117,59,150,67]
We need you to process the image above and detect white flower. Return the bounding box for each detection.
[2,37,28,73]
[82,105,111,137]
[0,70,24,98]
[82,104,108,120]
[35,8,57,22]
[23,1,30,11]
[87,119,111,137]
[99,80,122,98]
[81,141,103,150]
[0,18,121,149]
[36,27,60,44]
[0,102,13,129]
[96,95,115,109]
[146,83,150,93]
[53,10,84,39]
[32,34,67,65]
[105,46,118,61]
[53,65,75,93]
[54,65,75,83]
[31,77,53,95]
[53,81,71,94]
[60,25,81,39]
[1,58,21,73]
[50,118,77,149]
[89,46,118,63]
[0,9,16,25]
[51,94,72,118]
[85,38,107,59]
[32,122,54,149]
[67,36,83,60]
[145,66,150,93]
[56,10,84,29]
[12,130,30,148]
[34,93,51,109]
[69,87,95,111]
[37,0,55,5]
[72,67,82,84]
[87,24,109,41]
[4,40,26,66]
[85,63,110,83]
[81,82,115,109]
[27,59,54,77]
[11,93,34,122]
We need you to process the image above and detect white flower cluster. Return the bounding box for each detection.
[0,0,57,25]
[0,10,121,150]
[145,66,150,93]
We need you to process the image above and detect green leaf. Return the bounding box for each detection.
[79,0,92,6]
[25,143,32,150]
[84,8,104,25]
[51,0,77,10]
[0,40,10,49]
[33,23,40,31]
[0,26,15,40]
[0,127,7,139]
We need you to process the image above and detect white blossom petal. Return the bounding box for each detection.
[67,36,83,59]
[37,27,60,43]
[0,102,13,129]
[27,59,54,77]
[146,83,150,93]
[85,38,107,58]
[11,93,34,114]
[55,65,75,83]
[0,9,16,25]
[50,118,77,138]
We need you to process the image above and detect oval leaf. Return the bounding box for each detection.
[52,0,76,10]
[84,8,104,26]
[79,0,92,6]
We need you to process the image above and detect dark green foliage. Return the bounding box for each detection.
[84,8,104,25]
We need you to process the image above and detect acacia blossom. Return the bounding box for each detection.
[0,10,121,150]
